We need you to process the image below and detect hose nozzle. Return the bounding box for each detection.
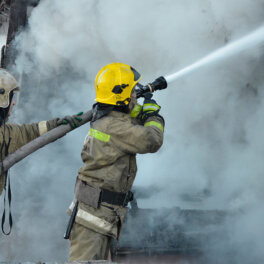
[136,76,167,98]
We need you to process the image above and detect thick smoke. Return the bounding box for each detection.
[0,0,264,262]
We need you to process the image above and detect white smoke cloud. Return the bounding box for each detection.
[0,0,264,262]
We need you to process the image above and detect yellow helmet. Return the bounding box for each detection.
[95,62,142,106]
[0,68,19,108]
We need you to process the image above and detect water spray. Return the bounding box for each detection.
[136,25,264,98]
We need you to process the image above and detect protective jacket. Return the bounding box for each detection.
[69,109,164,239]
[0,119,59,195]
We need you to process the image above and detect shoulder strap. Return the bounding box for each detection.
[1,136,13,235]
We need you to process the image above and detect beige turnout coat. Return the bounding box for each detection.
[0,119,59,195]
[69,110,164,239]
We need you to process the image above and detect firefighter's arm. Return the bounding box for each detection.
[112,112,164,155]
[6,118,59,149]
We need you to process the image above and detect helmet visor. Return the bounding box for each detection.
[130,67,141,81]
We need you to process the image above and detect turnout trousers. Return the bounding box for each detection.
[69,221,111,261]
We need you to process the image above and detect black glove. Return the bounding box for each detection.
[57,112,83,128]
[141,94,161,122]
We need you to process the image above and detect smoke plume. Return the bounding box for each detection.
[0,0,264,262]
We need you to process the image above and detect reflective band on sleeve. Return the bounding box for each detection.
[144,121,164,132]
[88,128,110,142]
[143,103,161,112]
[69,202,117,235]
[130,104,142,118]
[38,121,48,135]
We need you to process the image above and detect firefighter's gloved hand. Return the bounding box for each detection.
[57,112,83,128]
[141,96,161,122]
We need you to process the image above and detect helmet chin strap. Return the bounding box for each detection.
[0,107,10,126]
[0,92,13,125]
[0,116,3,126]
[116,97,130,106]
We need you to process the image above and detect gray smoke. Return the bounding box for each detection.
[0,0,264,262]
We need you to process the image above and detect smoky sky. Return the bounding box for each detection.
[1,0,264,262]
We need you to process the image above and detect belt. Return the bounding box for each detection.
[75,178,133,208]
[100,188,134,207]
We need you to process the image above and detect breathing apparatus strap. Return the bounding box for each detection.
[1,130,13,235]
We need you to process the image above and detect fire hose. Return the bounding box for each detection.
[0,77,168,175]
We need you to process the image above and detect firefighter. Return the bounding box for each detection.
[68,62,164,261]
[0,68,82,233]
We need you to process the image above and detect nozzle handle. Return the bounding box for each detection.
[136,76,167,98]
